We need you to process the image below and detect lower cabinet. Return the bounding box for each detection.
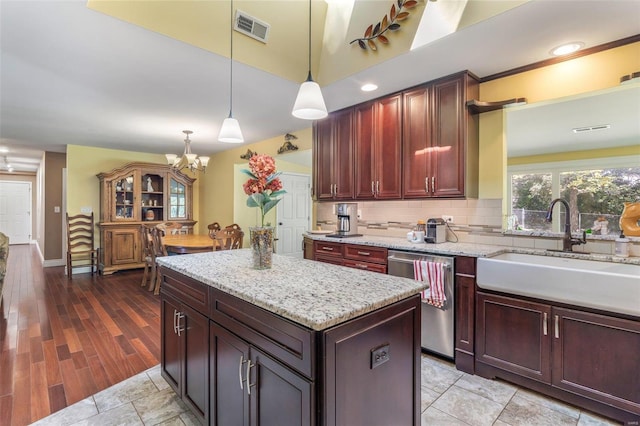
[210,324,312,426]
[161,294,210,423]
[161,267,421,425]
[313,240,388,273]
[476,291,640,422]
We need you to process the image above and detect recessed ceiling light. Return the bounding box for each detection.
[550,42,584,57]
[361,83,378,92]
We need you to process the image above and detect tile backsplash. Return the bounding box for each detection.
[314,199,639,257]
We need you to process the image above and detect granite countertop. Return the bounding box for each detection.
[157,249,426,331]
[305,233,640,265]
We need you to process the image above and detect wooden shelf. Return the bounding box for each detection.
[466,98,527,114]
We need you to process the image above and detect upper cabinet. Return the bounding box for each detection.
[97,162,195,224]
[404,72,479,198]
[313,108,355,200]
[354,94,403,200]
[313,71,479,202]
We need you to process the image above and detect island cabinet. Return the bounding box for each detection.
[476,291,640,423]
[159,259,422,426]
[97,162,196,274]
[313,109,354,200]
[403,72,479,198]
[353,94,403,200]
[453,256,476,374]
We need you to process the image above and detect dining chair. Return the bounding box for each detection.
[157,221,187,235]
[66,212,98,278]
[207,222,221,239]
[151,227,168,295]
[140,225,156,289]
[212,227,244,251]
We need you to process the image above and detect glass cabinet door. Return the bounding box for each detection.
[141,173,164,222]
[169,178,186,219]
[113,173,135,220]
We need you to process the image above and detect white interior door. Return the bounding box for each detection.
[276,173,311,257]
[0,181,32,244]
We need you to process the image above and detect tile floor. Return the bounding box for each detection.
[32,354,620,426]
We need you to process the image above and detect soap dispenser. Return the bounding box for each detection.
[615,231,630,257]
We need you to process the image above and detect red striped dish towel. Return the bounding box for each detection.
[413,260,446,308]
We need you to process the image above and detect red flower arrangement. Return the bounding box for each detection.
[242,154,286,227]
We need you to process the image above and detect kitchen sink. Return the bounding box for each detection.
[476,252,640,317]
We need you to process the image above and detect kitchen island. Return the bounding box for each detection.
[157,249,426,425]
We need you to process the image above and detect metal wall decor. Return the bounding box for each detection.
[278,133,299,154]
[350,0,418,51]
[240,149,257,160]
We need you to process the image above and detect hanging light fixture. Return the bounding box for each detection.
[292,0,327,120]
[218,0,244,143]
[165,130,210,173]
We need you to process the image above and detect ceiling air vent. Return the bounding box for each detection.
[572,124,611,134]
[234,10,270,43]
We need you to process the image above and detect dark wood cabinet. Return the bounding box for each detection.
[476,292,552,383]
[403,72,479,198]
[354,95,403,200]
[476,291,640,422]
[314,241,387,274]
[161,266,420,425]
[303,237,314,260]
[161,294,210,424]
[454,256,476,374]
[313,110,354,200]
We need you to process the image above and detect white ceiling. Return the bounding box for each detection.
[1,0,639,173]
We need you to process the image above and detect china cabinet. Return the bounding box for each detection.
[97,162,196,274]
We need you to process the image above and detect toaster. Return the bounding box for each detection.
[426,218,446,243]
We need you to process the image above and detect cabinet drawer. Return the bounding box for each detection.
[210,288,316,380]
[160,267,210,316]
[315,254,344,266]
[344,244,387,264]
[343,259,387,274]
[314,240,343,257]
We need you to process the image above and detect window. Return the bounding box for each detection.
[508,156,640,235]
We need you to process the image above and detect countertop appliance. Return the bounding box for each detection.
[387,250,455,359]
[327,203,362,238]
[426,218,446,244]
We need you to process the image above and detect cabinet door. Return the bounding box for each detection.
[210,324,250,426]
[161,295,182,394]
[431,76,465,197]
[333,109,355,199]
[249,347,313,426]
[402,86,432,198]
[354,101,376,199]
[182,305,209,423]
[107,228,141,266]
[168,178,186,220]
[373,94,403,199]
[112,171,137,221]
[313,118,334,200]
[476,292,552,383]
[552,307,640,415]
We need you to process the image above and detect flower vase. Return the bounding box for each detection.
[250,227,274,269]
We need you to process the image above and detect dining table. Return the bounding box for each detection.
[163,233,215,255]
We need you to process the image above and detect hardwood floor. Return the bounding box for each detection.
[0,244,160,426]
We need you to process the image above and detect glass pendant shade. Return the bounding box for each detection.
[218,116,244,143]
[292,76,328,120]
[165,153,178,165]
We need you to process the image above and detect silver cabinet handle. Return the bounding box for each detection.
[554,315,559,339]
[543,312,548,336]
[246,360,255,395]
[238,356,246,390]
[357,251,370,256]
[333,184,337,196]
[321,246,334,251]
[176,312,185,336]
[376,181,380,195]
[356,263,369,269]
[173,309,178,334]
[371,181,375,195]
[425,177,429,193]
[431,176,435,193]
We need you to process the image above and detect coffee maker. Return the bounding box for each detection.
[328,203,362,238]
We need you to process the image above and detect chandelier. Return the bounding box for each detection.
[165,130,210,173]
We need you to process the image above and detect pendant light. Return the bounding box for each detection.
[292,0,328,120]
[218,0,244,143]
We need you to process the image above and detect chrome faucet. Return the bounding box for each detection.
[546,198,586,252]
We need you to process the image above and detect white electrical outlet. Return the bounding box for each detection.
[442,215,454,223]
[357,210,362,219]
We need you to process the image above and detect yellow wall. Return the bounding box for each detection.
[477,42,640,199]
[199,128,312,233]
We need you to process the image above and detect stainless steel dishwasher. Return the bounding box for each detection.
[388,250,455,359]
